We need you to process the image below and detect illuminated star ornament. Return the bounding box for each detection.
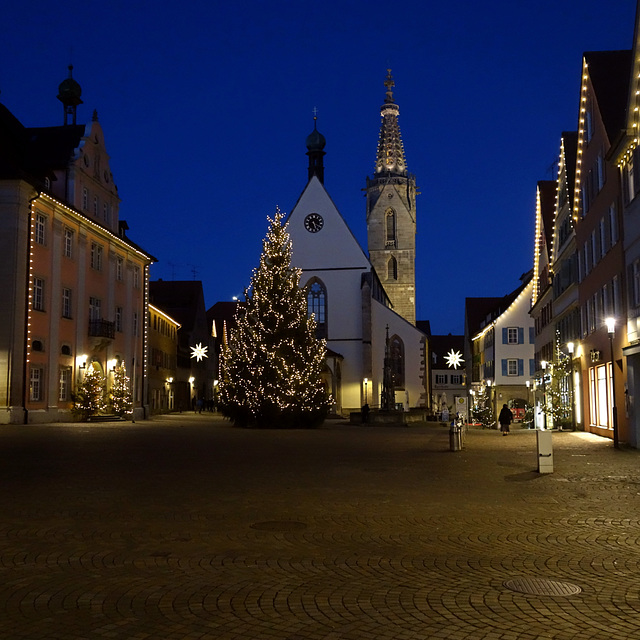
[190,343,208,361]
[445,349,464,369]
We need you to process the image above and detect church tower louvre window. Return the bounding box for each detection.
[366,70,418,325]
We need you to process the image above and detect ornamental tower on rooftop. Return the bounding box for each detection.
[366,69,418,325]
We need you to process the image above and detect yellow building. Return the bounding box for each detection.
[0,68,155,423]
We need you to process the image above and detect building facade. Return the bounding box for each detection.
[0,70,154,423]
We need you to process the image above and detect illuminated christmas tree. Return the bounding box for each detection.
[110,362,133,417]
[472,384,495,429]
[219,208,329,428]
[72,365,107,421]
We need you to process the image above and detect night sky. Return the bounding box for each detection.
[2,1,636,334]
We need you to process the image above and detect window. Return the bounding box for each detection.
[115,306,123,332]
[62,287,72,318]
[103,202,110,225]
[133,266,140,288]
[507,359,518,376]
[35,213,46,245]
[116,256,124,281]
[387,256,398,280]
[589,364,613,429]
[133,311,139,337]
[385,209,396,247]
[507,327,518,344]
[64,229,73,258]
[33,277,44,311]
[90,242,103,270]
[82,187,88,210]
[599,218,607,258]
[450,374,462,384]
[435,374,447,384]
[389,335,405,388]
[306,279,327,339]
[633,260,640,307]
[609,204,619,245]
[59,367,71,402]
[89,296,101,321]
[29,367,43,402]
[591,230,598,267]
[93,195,99,216]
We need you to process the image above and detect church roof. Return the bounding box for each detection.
[374,69,408,177]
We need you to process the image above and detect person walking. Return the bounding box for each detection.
[498,404,513,436]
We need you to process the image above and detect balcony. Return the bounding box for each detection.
[88,319,115,339]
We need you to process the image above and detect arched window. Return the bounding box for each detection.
[385,209,396,247]
[306,278,327,339]
[390,335,405,388]
[387,256,398,280]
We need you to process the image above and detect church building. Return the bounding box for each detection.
[286,71,428,415]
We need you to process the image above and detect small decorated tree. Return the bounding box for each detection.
[72,364,107,421]
[544,333,573,429]
[472,384,495,429]
[219,208,329,428]
[110,362,133,417]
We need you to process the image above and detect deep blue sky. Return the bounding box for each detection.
[2,1,637,334]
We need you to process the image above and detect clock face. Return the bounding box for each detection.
[304,212,324,233]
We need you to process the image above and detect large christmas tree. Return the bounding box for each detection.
[219,209,329,428]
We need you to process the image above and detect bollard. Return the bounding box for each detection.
[536,429,553,473]
[449,424,462,451]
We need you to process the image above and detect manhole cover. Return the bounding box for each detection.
[250,520,307,532]
[504,577,582,596]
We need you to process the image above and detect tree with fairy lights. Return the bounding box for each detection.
[544,332,573,429]
[472,384,495,429]
[110,362,133,417]
[219,208,329,428]
[72,365,107,421]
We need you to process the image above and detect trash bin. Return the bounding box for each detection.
[536,429,553,473]
[449,424,462,451]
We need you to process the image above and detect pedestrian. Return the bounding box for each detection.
[361,403,370,424]
[498,403,513,436]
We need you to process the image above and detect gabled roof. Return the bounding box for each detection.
[465,272,533,339]
[538,180,556,252]
[561,131,578,209]
[149,280,205,333]
[207,301,239,341]
[585,50,632,143]
[430,334,465,368]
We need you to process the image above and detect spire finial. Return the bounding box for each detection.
[384,68,395,104]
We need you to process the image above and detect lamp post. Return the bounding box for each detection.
[363,378,368,404]
[525,380,531,428]
[541,360,548,430]
[605,318,619,449]
[567,342,576,431]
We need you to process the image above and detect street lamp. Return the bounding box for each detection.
[363,378,368,404]
[567,342,576,431]
[525,380,531,428]
[605,317,619,449]
[541,360,548,430]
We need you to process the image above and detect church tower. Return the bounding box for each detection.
[366,70,417,325]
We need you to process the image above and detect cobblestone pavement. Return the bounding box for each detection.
[1,415,640,639]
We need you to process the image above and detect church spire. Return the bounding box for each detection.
[375,69,407,176]
[306,111,326,184]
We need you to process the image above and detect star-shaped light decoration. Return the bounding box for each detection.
[190,343,208,361]
[444,349,464,369]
